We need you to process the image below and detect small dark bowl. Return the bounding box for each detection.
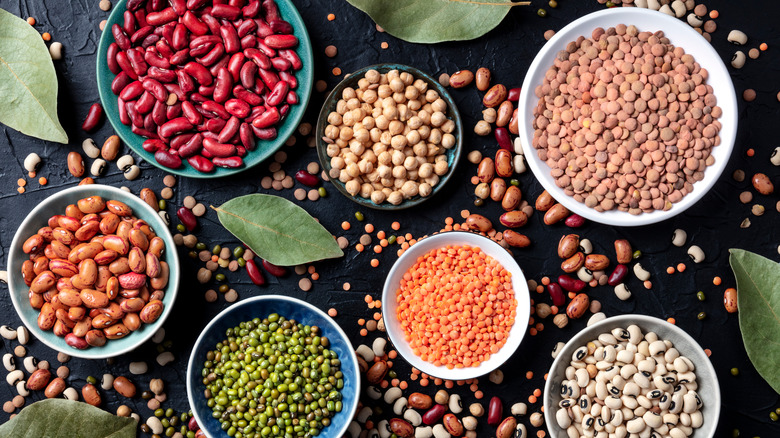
[316,64,463,210]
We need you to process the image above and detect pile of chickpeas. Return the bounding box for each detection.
[324,69,456,205]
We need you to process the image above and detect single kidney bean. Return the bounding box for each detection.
[422,404,446,425]
[203,138,236,157]
[112,24,131,50]
[495,126,511,151]
[188,155,215,172]
[245,48,270,70]
[507,87,521,101]
[245,259,266,286]
[266,80,289,107]
[142,77,168,101]
[262,0,281,21]
[81,103,104,133]
[558,274,586,292]
[212,156,243,168]
[142,138,165,153]
[119,80,144,101]
[154,149,183,169]
[217,116,240,143]
[270,56,291,71]
[179,133,203,157]
[112,71,132,96]
[607,264,628,286]
[147,66,176,83]
[116,51,138,80]
[127,0,146,11]
[285,90,298,105]
[130,25,154,45]
[237,20,257,38]
[135,92,155,114]
[146,7,177,26]
[252,107,280,129]
[547,282,566,307]
[107,43,121,74]
[269,19,293,34]
[294,170,319,187]
[243,0,260,17]
[264,34,297,49]
[227,53,244,81]
[258,67,279,88]
[278,70,297,89]
[126,48,148,76]
[122,9,136,34]
[565,213,585,228]
[182,11,208,35]
[261,260,287,277]
[278,49,302,71]
[487,396,503,426]
[213,67,233,103]
[239,123,255,150]
[177,207,198,231]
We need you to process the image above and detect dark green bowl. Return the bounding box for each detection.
[316,64,463,210]
[96,0,313,178]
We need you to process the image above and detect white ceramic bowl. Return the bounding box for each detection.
[544,315,721,437]
[6,185,180,359]
[381,231,531,380]
[518,8,737,227]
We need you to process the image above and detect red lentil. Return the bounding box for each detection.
[370,259,380,267]
[713,276,722,286]
[327,13,335,20]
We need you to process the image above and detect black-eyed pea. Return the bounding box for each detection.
[687,245,705,263]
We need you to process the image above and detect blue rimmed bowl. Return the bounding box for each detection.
[316,63,463,210]
[96,0,314,178]
[186,295,360,438]
[6,184,180,359]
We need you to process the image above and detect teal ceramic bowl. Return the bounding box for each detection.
[316,64,463,210]
[96,0,314,178]
[186,295,360,438]
[6,185,180,359]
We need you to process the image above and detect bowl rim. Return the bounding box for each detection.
[6,184,180,359]
[543,314,722,437]
[381,231,531,380]
[185,294,361,438]
[518,7,738,226]
[96,0,314,179]
[315,63,464,210]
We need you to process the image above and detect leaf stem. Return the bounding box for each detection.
[447,0,531,6]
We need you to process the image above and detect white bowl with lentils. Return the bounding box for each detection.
[316,64,463,210]
[544,314,721,438]
[518,8,737,226]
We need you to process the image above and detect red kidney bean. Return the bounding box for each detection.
[190,35,221,49]
[141,34,160,48]
[160,117,194,137]
[245,259,266,286]
[242,0,260,17]
[127,102,144,128]
[251,126,276,140]
[211,4,240,20]
[286,90,298,105]
[547,282,566,307]
[245,105,266,123]
[145,49,171,69]
[152,100,167,125]
[183,62,213,86]
[65,333,88,350]
[175,71,194,94]
[213,68,233,103]
[182,101,203,125]
[171,23,188,50]
[237,19,257,38]
[225,99,251,118]
[269,19,293,35]
[244,48,271,70]
[182,11,208,35]
[608,264,628,287]
[236,145,247,157]
[111,71,132,95]
[220,25,240,54]
[264,34,298,49]
[112,24,131,50]
[186,0,208,9]
[118,97,131,125]
[116,51,139,80]
[200,13,222,35]
[127,0,146,11]
[495,127,511,151]
[488,397,503,426]
[155,40,174,58]
[258,68,279,89]
[131,25,154,45]
[126,48,148,76]
[239,34,256,50]
[202,100,230,119]
[154,149,182,168]
[507,87,521,102]
[107,43,121,74]
[171,0,186,15]
[146,8,177,26]
[262,0,281,21]
[565,214,586,228]
[239,123,255,150]
[277,49,302,71]
[206,118,227,133]
[177,207,198,231]
[261,260,287,277]
[179,133,203,157]
[240,61,257,89]
[82,103,104,133]
[203,138,236,157]
[147,66,176,82]
[256,39,276,57]
[212,156,243,168]
[143,113,156,131]
[199,43,225,66]
[133,8,147,27]
[251,107,280,129]
[266,81,288,107]
[278,70,297,89]
[132,125,158,138]
[208,55,230,77]
[119,81,144,100]
[165,82,186,99]
[143,139,166,152]
[422,404,446,425]
[218,116,240,143]
[227,53,245,81]
[135,91,155,114]
[270,56,290,72]
[188,155,215,172]
[142,77,168,101]
[124,10,137,35]
[294,170,319,187]
[558,274,586,293]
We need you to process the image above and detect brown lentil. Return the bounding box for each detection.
[299,278,312,291]
[160,188,173,200]
[748,48,760,59]
[224,289,238,302]
[438,73,450,87]
[163,175,176,187]
[739,191,753,203]
[733,169,745,182]
[204,289,218,302]
[743,89,757,101]
[325,45,338,57]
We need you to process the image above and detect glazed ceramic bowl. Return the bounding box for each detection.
[381,231,531,380]
[316,63,463,210]
[187,295,360,438]
[518,8,737,226]
[544,314,721,437]
[6,184,180,359]
[96,0,314,178]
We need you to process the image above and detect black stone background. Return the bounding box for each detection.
[0,0,779,436]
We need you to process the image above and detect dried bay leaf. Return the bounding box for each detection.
[0,8,68,143]
[213,194,343,266]
[346,0,526,44]
[0,399,136,438]
[729,248,780,394]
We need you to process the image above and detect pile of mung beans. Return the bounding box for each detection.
[201,314,344,437]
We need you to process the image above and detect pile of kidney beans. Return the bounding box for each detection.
[107,0,302,172]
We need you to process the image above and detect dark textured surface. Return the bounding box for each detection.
[0,0,779,436]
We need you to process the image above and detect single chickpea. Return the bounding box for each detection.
[363,149,377,163]
[344,151,359,164]
[418,163,434,179]
[467,150,482,164]
[388,120,404,135]
[338,126,354,141]
[342,87,357,100]
[326,143,340,158]
[365,69,380,84]
[393,178,405,189]
[378,151,392,165]
[336,99,348,115]
[338,169,351,183]
[400,71,413,85]
[375,115,390,130]
[441,133,456,149]
[405,86,420,101]
[360,183,373,198]
[383,106,399,121]
[397,104,410,121]
[434,160,449,176]
[392,92,405,104]
[403,156,419,171]
[483,108,497,123]
[392,165,407,180]
[346,162,360,178]
[418,110,431,125]
[357,78,370,90]
[366,169,380,182]
[342,111,356,127]
[371,190,387,204]
[474,120,491,136]
[379,73,389,85]
[381,187,393,197]
[419,183,433,197]
[413,79,428,93]
[428,129,443,145]
[361,115,376,130]
[378,164,392,179]
[407,99,422,111]
[353,128,370,144]
[430,111,447,127]
[401,180,419,198]
[391,135,408,150]
[441,119,456,134]
[377,84,392,98]
[386,69,400,81]
[425,89,439,103]
[392,150,406,166]
[406,130,421,146]
[346,97,360,110]
[362,89,378,104]
[324,125,340,139]
[370,127,382,143]
[380,177,393,187]
[330,156,345,170]
[407,116,423,130]
[349,141,365,156]
[434,154,447,163]
[431,98,447,113]
[327,111,342,125]
[345,179,360,195]
[418,125,431,140]
[425,174,440,187]
[380,130,392,145]
[389,77,405,93]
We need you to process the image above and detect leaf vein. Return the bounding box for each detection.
[0,53,59,130]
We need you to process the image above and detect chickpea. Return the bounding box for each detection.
[383,106,398,121]
[403,156,419,171]
[391,150,405,166]
[330,156,346,170]
[430,111,447,127]
[387,191,403,205]
[407,116,423,130]
[431,98,447,113]
[363,149,377,163]
[425,175,440,187]
[347,97,361,111]
[380,131,392,145]
[401,180,419,198]
[413,78,428,93]
[342,111,356,127]
[357,78,370,90]
[338,169,350,183]
[418,110,431,125]
[378,164,392,179]
[326,143,340,158]
[344,151,359,165]
[327,111,342,125]
[407,99,422,111]
[406,130,421,145]
[418,125,431,140]
[338,126,354,141]
[418,163,434,179]
[354,128,370,144]
[482,108,497,123]
[380,177,393,187]
[388,120,404,136]
[362,116,376,130]
[365,69,380,83]
[336,100,348,114]
[370,190,387,204]
[363,89,378,104]
[346,162,360,178]
[413,142,427,157]
[378,151,392,166]
[400,72,413,85]
[428,143,442,157]
[441,119,455,134]
[405,86,420,101]
[324,125,339,139]
[434,160,449,176]
[343,87,357,100]
[425,89,439,103]
[375,115,389,130]
[390,135,407,150]
[407,169,418,180]
[397,104,410,121]
[370,127,382,143]
[393,178,404,189]
[419,183,433,197]
[345,179,360,195]
[360,183,373,198]
[467,150,482,164]
[442,133,456,149]
[392,165,407,180]
[377,84,392,98]
[474,120,491,136]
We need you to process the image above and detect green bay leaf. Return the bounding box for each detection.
[0,8,68,143]
[729,248,780,394]
[213,194,343,266]
[0,399,136,438]
[346,0,519,44]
